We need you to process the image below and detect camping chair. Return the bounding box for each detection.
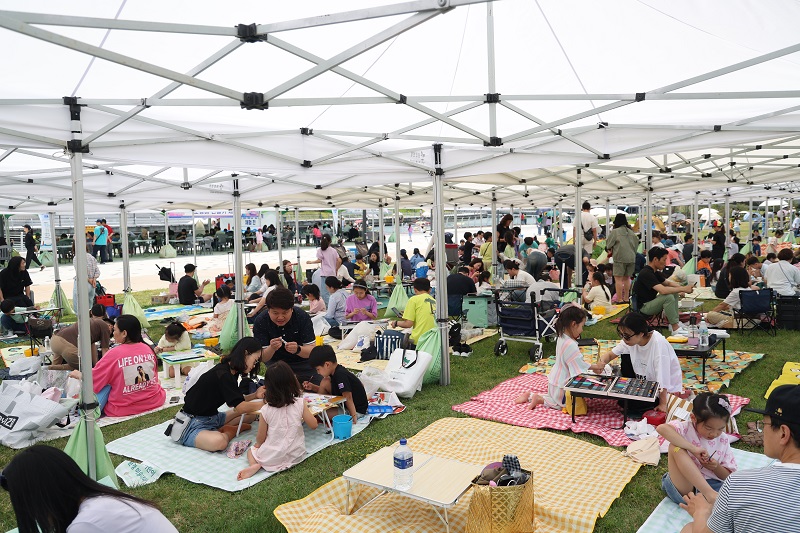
[355,242,369,258]
[202,236,214,254]
[735,288,776,336]
[629,294,668,329]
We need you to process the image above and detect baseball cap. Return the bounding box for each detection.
[96,218,103,222]
[745,384,800,425]
[184,263,197,273]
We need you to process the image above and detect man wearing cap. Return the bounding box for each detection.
[680,384,800,533]
[102,219,114,262]
[177,264,211,305]
[93,218,109,264]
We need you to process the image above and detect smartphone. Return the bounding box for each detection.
[392,307,403,318]
[169,397,180,404]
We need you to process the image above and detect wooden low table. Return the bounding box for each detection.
[343,446,482,533]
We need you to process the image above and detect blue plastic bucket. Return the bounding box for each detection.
[332,414,353,439]
[415,265,429,279]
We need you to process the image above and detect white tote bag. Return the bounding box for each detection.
[0,381,71,448]
[383,348,433,399]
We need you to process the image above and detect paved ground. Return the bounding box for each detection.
[29,223,569,302]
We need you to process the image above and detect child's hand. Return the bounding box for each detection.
[154,346,163,354]
[692,446,709,462]
[588,363,605,374]
[703,457,720,470]
[255,386,265,400]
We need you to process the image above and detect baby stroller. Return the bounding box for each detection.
[493,288,543,362]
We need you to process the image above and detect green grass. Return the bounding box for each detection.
[0,292,795,532]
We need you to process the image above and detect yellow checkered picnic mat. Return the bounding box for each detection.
[274,417,640,533]
[327,339,389,373]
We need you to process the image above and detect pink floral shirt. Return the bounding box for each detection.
[668,419,737,481]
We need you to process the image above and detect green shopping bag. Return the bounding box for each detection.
[417,327,442,385]
[220,304,251,352]
[683,257,696,275]
[295,262,305,284]
[122,292,150,328]
[379,261,394,278]
[562,291,578,303]
[384,284,410,318]
[64,413,118,487]
[50,285,75,315]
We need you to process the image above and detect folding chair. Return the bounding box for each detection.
[629,294,668,329]
[735,288,776,336]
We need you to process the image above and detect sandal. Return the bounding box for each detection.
[746,421,758,433]
[740,432,763,447]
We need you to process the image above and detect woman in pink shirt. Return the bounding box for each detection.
[307,235,341,306]
[70,315,166,417]
[345,281,378,322]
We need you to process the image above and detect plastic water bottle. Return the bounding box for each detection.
[43,336,51,354]
[393,438,413,491]
[699,319,709,347]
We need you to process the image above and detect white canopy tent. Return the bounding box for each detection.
[3,0,800,478]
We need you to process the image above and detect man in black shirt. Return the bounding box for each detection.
[711,227,726,260]
[682,234,694,263]
[307,345,369,421]
[253,287,318,383]
[462,232,475,264]
[177,264,211,305]
[446,266,476,316]
[632,247,695,335]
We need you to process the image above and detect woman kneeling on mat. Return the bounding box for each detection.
[515,305,591,409]
[69,314,166,417]
[178,337,265,451]
[589,312,683,413]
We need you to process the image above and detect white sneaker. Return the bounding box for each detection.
[672,327,689,336]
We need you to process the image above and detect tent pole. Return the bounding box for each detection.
[362,209,368,243]
[191,209,197,267]
[276,207,283,266]
[644,176,653,248]
[749,198,754,238]
[694,193,700,261]
[294,207,301,285]
[453,204,458,242]
[164,211,169,245]
[491,195,498,280]
[233,180,246,340]
[48,211,62,312]
[724,194,730,244]
[67,109,97,480]
[574,181,582,290]
[379,201,385,263]
[394,196,401,276]
[556,199,562,246]
[120,206,131,291]
[605,198,610,239]
[432,144,449,386]
[666,200,672,238]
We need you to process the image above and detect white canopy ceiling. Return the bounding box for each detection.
[2,0,800,214]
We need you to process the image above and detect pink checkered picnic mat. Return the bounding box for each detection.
[452,373,750,447]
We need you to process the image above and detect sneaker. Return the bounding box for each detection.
[672,327,689,337]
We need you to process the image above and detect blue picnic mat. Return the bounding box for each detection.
[143,304,211,321]
[635,448,775,533]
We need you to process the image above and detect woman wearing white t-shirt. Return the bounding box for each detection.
[590,312,683,413]
[3,446,178,533]
[706,266,752,329]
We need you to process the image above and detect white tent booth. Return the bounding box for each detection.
[3,0,800,477]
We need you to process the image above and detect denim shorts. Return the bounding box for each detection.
[178,411,227,448]
[661,472,723,505]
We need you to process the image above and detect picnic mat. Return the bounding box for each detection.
[0,335,30,347]
[590,303,629,322]
[274,417,640,533]
[34,389,184,444]
[465,328,498,345]
[107,416,372,492]
[635,448,774,533]
[142,304,211,322]
[1,345,30,367]
[518,339,764,394]
[327,339,389,373]
[452,373,750,447]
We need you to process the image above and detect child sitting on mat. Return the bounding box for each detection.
[305,345,369,424]
[237,361,318,480]
[154,322,193,377]
[213,285,233,323]
[515,305,590,410]
[657,392,737,505]
[302,283,326,315]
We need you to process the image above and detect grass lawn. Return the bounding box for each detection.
[0,292,796,533]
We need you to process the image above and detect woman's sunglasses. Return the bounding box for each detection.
[618,331,640,341]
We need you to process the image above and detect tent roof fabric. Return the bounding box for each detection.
[2,0,800,213]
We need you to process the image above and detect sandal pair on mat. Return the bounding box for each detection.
[740,422,763,446]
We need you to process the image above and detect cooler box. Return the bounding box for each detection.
[216,273,234,289]
[95,294,115,307]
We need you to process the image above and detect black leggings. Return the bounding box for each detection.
[25,249,41,268]
[618,353,659,414]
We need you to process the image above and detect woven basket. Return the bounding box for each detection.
[466,470,534,533]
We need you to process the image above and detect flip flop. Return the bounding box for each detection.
[746,421,758,433]
[740,433,763,447]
